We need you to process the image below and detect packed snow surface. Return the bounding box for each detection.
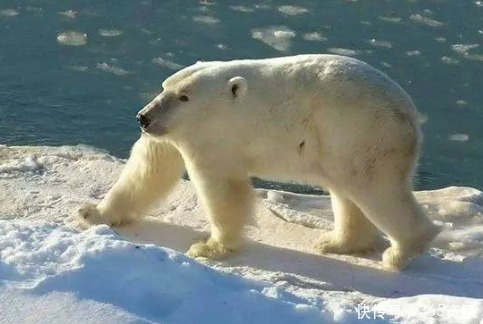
[1,145,483,323]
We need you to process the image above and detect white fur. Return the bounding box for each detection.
[79,54,440,270]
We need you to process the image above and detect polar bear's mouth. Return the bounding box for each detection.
[140,124,168,137]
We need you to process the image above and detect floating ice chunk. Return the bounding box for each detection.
[98,29,123,37]
[152,57,183,70]
[199,0,215,6]
[441,56,460,65]
[378,16,402,23]
[251,26,296,52]
[254,4,271,10]
[229,5,254,13]
[27,7,43,14]
[476,1,483,7]
[58,10,77,19]
[367,39,392,48]
[57,31,87,46]
[464,53,483,61]
[66,65,89,72]
[456,100,468,106]
[409,14,444,27]
[192,15,220,25]
[327,48,360,56]
[435,36,447,43]
[277,5,309,16]
[302,32,327,42]
[96,63,130,76]
[0,9,19,17]
[406,50,421,56]
[449,134,469,142]
[418,114,428,124]
[452,44,479,54]
[215,43,228,50]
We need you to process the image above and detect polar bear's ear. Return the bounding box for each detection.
[227,76,248,100]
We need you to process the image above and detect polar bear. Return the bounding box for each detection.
[78,54,440,270]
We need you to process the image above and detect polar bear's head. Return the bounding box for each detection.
[137,61,249,140]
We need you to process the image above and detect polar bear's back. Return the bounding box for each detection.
[187,55,415,114]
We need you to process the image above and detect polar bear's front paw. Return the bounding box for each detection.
[186,238,234,259]
[77,203,123,227]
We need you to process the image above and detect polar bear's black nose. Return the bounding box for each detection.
[136,113,151,129]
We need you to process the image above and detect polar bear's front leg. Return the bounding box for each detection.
[78,135,184,226]
[186,167,254,259]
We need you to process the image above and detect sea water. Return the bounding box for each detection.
[0,1,482,191]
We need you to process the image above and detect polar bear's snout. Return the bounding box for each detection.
[136,113,151,129]
[136,99,171,136]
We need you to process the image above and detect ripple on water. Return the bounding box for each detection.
[57,31,87,46]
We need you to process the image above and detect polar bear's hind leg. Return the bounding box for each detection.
[351,185,440,270]
[316,191,382,255]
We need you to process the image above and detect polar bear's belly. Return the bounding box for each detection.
[244,131,326,185]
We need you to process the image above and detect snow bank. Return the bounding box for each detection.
[0,221,326,323]
[1,144,483,323]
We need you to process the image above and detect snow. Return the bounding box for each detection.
[0,222,325,323]
[1,145,483,323]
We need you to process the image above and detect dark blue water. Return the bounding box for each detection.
[1,1,482,191]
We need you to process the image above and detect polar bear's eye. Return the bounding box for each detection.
[179,95,189,102]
